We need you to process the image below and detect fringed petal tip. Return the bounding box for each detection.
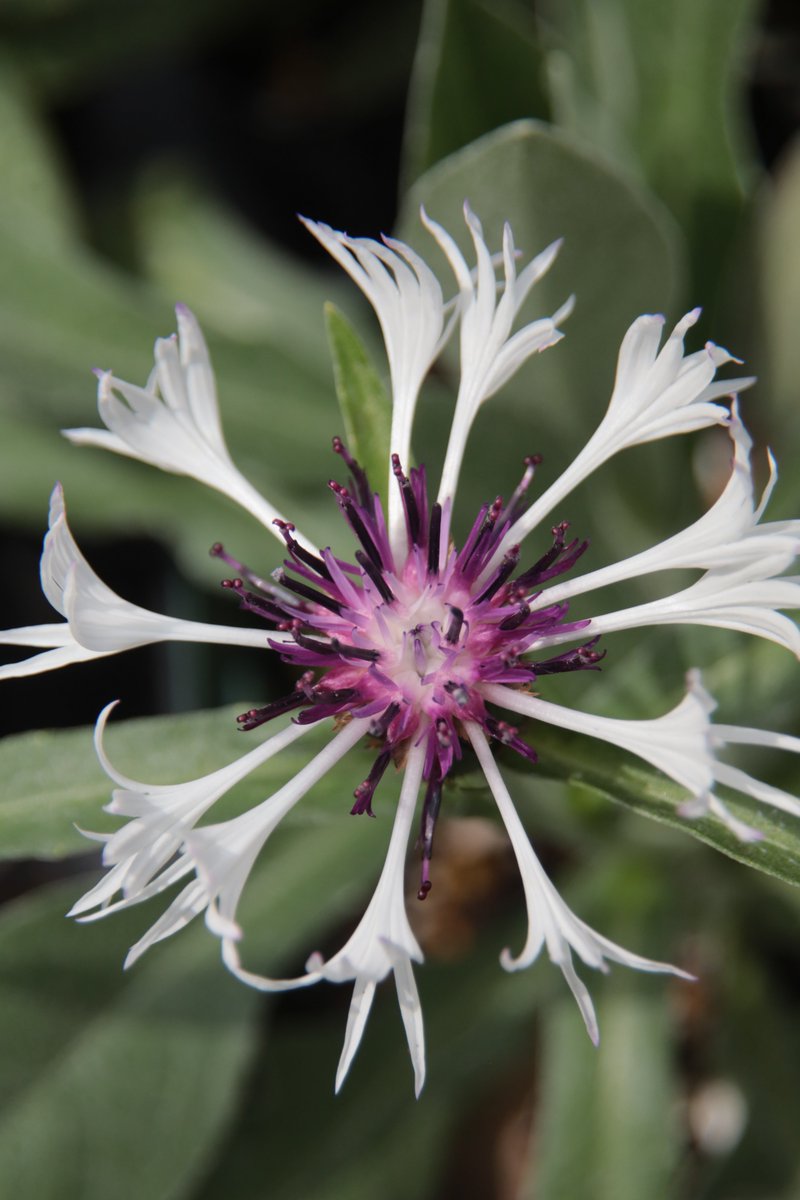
[677,793,764,844]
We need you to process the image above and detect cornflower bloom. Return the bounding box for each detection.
[3,205,799,1096]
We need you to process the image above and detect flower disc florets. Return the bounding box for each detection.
[217,439,601,895]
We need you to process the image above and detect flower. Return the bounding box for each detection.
[3,205,799,1097]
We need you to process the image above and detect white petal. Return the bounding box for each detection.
[579,570,800,657]
[480,679,716,800]
[0,633,105,679]
[495,310,751,561]
[188,718,372,951]
[302,216,449,554]
[124,879,209,968]
[310,740,426,984]
[71,713,314,925]
[531,404,800,610]
[63,559,274,653]
[64,307,310,548]
[389,946,426,1097]
[713,762,800,820]
[467,723,686,1043]
[335,978,377,1093]
[434,210,569,509]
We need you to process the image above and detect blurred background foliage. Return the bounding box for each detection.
[0,0,799,1196]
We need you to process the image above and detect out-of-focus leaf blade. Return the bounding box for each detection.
[0,801,389,1199]
[526,980,678,1200]
[402,0,548,189]
[0,878,260,1200]
[324,302,392,500]
[760,136,800,457]
[536,0,758,285]
[136,178,345,369]
[0,61,78,248]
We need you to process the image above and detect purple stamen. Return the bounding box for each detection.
[355,550,396,604]
[427,503,442,575]
[330,481,386,571]
[392,454,422,545]
[444,606,464,645]
[332,436,374,513]
[417,775,442,900]
[351,748,392,816]
[211,543,279,596]
[504,454,542,523]
[216,438,599,825]
[476,544,521,604]
[275,571,345,615]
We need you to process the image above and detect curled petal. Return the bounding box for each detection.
[481,677,716,800]
[425,204,570,509]
[533,401,800,610]
[64,306,310,548]
[496,310,753,560]
[468,723,688,1043]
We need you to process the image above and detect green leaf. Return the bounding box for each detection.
[525,979,679,1200]
[402,0,549,189]
[0,705,376,861]
[135,176,345,371]
[324,302,393,499]
[0,878,261,1200]
[759,136,800,456]
[0,60,78,249]
[535,0,759,289]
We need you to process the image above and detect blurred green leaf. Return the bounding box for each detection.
[535,0,759,290]
[402,0,548,189]
[759,136,800,456]
[324,302,393,501]
[0,59,78,248]
[526,979,678,1200]
[0,878,261,1200]
[136,178,346,369]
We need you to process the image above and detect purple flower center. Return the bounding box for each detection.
[215,440,603,897]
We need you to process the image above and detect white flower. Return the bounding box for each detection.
[4,206,798,1095]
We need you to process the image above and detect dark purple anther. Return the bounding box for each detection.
[427,503,442,575]
[355,550,396,604]
[333,436,374,512]
[351,747,392,816]
[444,606,464,644]
[276,571,345,615]
[392,454,422,545]
[499,603,531,631]
[417,775,442,900]
[476,545,521,604]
